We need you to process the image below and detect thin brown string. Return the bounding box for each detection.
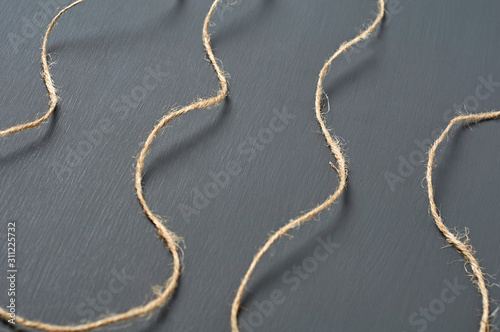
[426,110,500,332]
[0,0,228,330]
[230,1,385,331]
[0,0,85,138]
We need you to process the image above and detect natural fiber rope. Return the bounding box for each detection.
[0,0,228,330]
[426,110,500,332]
[0,0,85,138]
[230,1,385,331]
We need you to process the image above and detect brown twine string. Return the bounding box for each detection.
[426,110,500,332]
[0,0,85,138]
[0,0,228,330]
[230,1,385,331]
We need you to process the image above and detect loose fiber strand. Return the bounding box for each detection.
[0,0,228,330]
[426,110,500,332]
[230,1,385,331]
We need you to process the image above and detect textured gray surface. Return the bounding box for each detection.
[1,0,500,331]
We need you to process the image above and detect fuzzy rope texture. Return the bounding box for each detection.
[426,110,500,332]
[0,0,85,138]
[230,1,385,331]
[0,0,228,330]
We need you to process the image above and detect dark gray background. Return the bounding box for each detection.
[1,0,499,331]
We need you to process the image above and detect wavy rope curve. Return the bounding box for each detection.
[0,0,228,330]
[230,1,385,331]
[426,110,500,332]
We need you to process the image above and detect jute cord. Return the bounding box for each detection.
[230,1,385,331]
[0,0,85,138]
[4,1,495,332]
[426,110,500,332]
[0,0,228,330]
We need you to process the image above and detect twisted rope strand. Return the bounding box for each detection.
[0,0,228,330]
[426,110,500,332]
[0,0,86,137]
[230,1,385,331]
